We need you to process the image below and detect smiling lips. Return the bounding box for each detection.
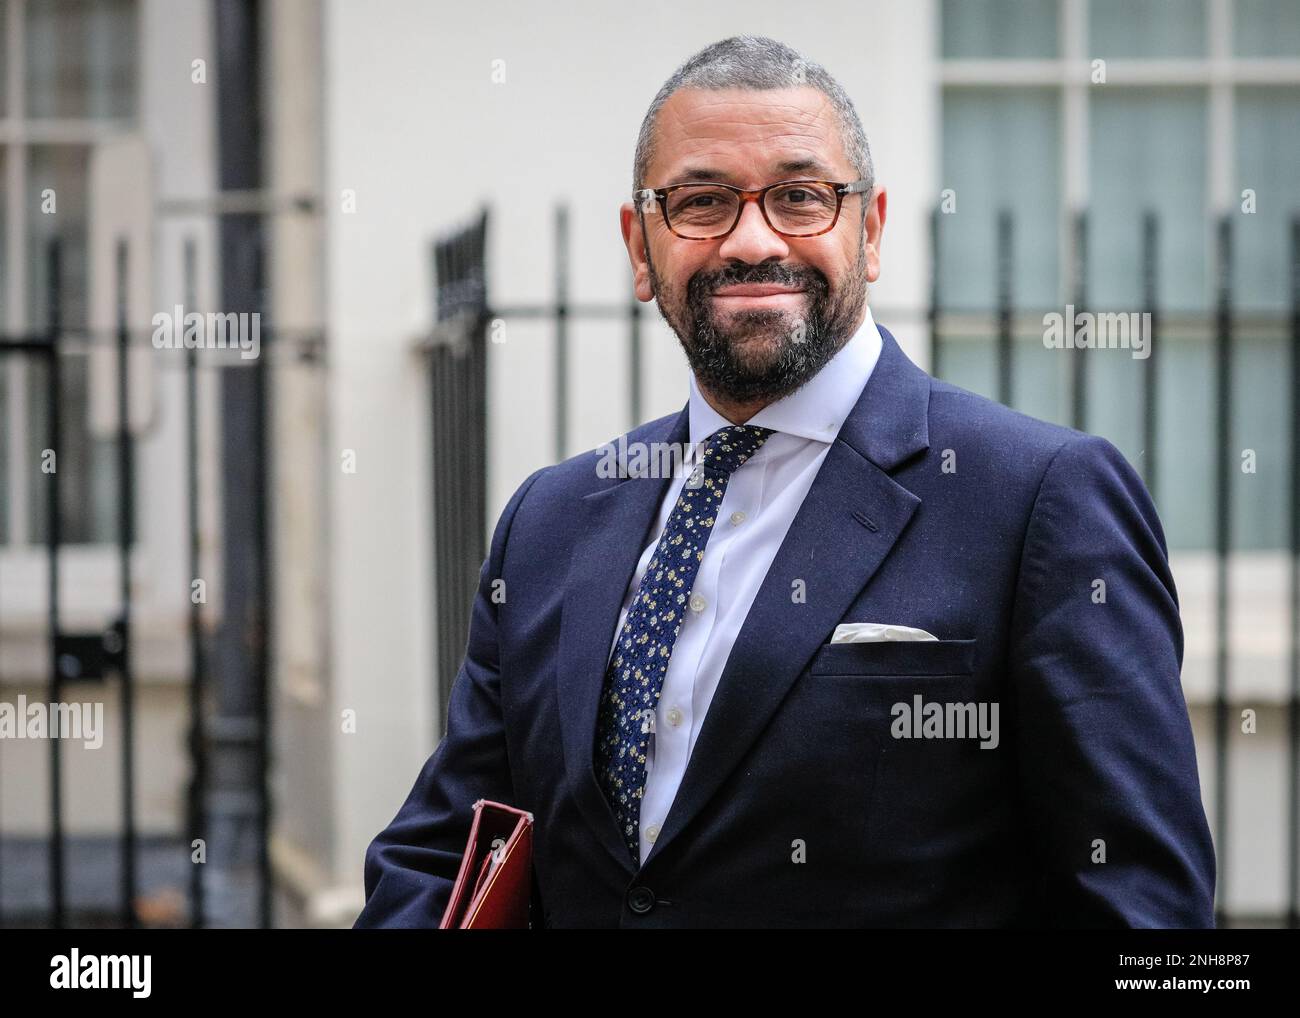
[711,284,806,308]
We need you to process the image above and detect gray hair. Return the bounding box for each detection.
[632,35,874,216]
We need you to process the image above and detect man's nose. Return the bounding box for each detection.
[717,199,789,263]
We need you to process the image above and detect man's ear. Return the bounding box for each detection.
[863,184,887,284]
[620,201,655,301]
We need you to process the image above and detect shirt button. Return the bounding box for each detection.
[646,824,660,843]
[666,706,683,727]
[689,593,706,612]
[729,510,746,525]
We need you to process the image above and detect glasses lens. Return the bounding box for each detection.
[764,182,838,235]
[665,185,740,238]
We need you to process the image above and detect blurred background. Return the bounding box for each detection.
[0,0,1297,928]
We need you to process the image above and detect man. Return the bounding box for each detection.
[355,35,1215,928]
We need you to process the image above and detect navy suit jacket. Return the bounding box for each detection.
[354,323,1216,929]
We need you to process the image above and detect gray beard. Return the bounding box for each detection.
[652,246,867,406]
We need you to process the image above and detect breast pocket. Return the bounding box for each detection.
[807,638,976,677]
[762,636,980,870]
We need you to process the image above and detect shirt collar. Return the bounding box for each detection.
[687,303,884,450]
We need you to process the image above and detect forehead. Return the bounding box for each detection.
[648,85,851,187]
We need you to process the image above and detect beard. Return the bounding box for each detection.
[648,238,867,405]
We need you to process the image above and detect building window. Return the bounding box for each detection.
[938,0,1300,551]
[941,0,1060,58]
[0,0,138,547]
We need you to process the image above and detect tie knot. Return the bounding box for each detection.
[700,424,774,476]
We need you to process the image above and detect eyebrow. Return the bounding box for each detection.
[672,157,839,184]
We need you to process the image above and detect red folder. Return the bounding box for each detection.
[439,799,535,929]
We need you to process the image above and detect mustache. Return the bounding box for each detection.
[687,263,828,300]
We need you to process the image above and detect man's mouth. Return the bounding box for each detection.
[710,284,807,309]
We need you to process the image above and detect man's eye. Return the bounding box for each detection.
[780,188,830,205]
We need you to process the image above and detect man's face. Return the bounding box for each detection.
[621,85,887,407]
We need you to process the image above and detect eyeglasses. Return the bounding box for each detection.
[633,177,871,240]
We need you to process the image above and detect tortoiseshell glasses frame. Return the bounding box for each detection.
[633,177,872,240]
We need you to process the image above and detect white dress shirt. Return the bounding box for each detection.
[605,305,884,865]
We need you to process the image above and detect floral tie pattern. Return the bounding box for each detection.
[594,424,775,863]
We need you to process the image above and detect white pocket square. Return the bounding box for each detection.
[831,622,938,644]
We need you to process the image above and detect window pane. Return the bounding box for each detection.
[25,146,115,546]
[1235,0,1300,57]
[25,0,136,119]
[1231,87,1300,553]
[1156,334,1214,549]
[1090,0,1207,58]
[1229,336,1288,549]
[27,146,90,328]
[939,88,1061,311]
[1088,89,1207,519]
[941,0,1059,58]
[25,352,117,545]
[1089,89,1208,313]
[928,336,1072,425]
[1083,338,1146,485]
[1234,87,1300,313]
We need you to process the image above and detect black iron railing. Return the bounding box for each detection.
[0,235,310,929]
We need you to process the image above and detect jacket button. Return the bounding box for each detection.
[626,886,656,914]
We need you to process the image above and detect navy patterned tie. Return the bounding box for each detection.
[594,423,775,862]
